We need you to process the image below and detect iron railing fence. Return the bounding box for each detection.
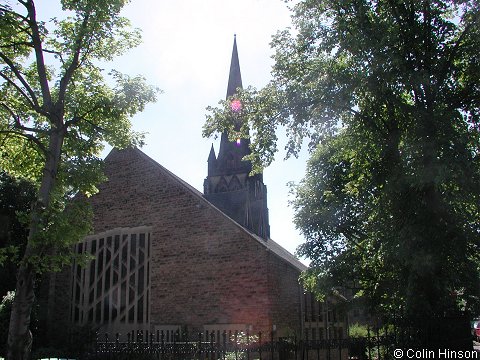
[88,330,423,360]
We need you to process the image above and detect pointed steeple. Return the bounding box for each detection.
[204,36,270,240]
[226,35,243,99]
[207,144,217,174]
[208,144,216,162]
[216,35,250,175]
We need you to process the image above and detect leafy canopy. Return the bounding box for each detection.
[0,0,159,271]
[1,2,159,358]
[204,0,480,321]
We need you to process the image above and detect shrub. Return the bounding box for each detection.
[0,291,15,357]
[348,323,368,338]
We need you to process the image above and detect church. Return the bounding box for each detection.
[46,37,347,342]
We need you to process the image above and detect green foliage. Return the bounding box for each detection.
[0,0,159,180]
[27,194,94,273]
[0,291,46,357]
[0,0,159,271]
[225,332,259,360]
[204,85,290,174]
[348,323,368,338]
[204,0,480,328]
[0,246,18,268]
[230,331,259,346]
[0,292,15,356]
[0,1,159,356]
[0,172,36,296]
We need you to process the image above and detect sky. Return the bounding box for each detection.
[37,0,310,262]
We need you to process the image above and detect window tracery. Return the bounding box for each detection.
[70,227,151,326]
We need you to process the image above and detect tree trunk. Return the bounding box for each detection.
[6,265,34,360]
[7,127,65,360]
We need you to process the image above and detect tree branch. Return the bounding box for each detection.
[65,108,106,133]
[0,58,44,114]
[438,10,480,90]
[42,48,62,57]
[0,130,47,155]
[0,16,35,38]
[57,12,91,108]
[0,5,29,23]
[24,0,52,109]
[0,103,47,134]
[0,41,34,49]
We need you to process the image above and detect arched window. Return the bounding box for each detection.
[228,175,242,191]
[226,152,237,169]
[214,177,229,193]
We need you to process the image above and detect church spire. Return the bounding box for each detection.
[226,35,243,99]
[204,36,270,240]
[217,35,250,175]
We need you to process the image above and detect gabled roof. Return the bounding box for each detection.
[111,147,307,272]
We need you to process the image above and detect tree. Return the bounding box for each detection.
[0,1,158,358]
[0,172,36,299]
[205,0,480,341]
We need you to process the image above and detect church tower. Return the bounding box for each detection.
[203,36,270,239]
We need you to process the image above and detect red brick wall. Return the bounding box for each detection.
[267,253,304,337]
[52,147,304,337]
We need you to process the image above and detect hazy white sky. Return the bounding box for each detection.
[38,0,310,261]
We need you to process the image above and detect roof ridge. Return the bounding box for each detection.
[123,147,306,271]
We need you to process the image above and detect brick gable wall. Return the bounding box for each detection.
[50,147,304,338]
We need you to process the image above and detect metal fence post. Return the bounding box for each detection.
[95,331,99,355]
[294,334,297,360]
[197,332,202,360]
[338,339,342,360]
[234,330,239,360]
[367,327,372,360]
[271,331,274,360]
[161,330,165,360]
[115,332,120,354]
[259,332,263,360]
[173,329,178,358]
[246,329,250,360]
[210,331,215,360]
[223,330,227,360]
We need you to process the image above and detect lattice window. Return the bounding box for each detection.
[70,227,151,326]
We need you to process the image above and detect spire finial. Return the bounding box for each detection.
[226,35,242,99]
